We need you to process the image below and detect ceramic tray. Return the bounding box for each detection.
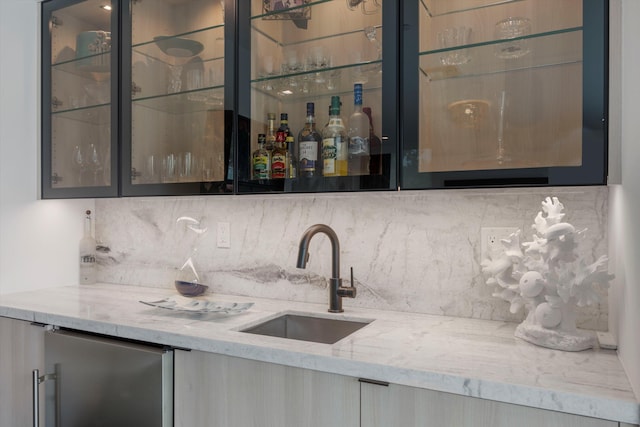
[140,297,253,314]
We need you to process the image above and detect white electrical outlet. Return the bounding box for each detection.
[480,227,518,261]
[217,222,231,248]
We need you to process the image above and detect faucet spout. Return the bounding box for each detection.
[296,224,356,313]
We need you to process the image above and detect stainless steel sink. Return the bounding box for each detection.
[240,314,371,344]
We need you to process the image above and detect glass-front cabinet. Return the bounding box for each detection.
[42,0,118,198]
[42,0,232,198]
[237,0,398,193]
[41,0,607,198]
[402,0,607,188]
[122,0,231,196]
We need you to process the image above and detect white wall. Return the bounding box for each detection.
[609,0,640,399]
[0,0,92,295]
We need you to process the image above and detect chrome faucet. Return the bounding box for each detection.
[296,224,356,313]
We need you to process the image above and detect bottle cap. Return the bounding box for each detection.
[354,83,363,106]
[267,113,276,120]
[330,96,341,115]
[258,133,266,143]
[280,113,288,121]
[306,102,315,116]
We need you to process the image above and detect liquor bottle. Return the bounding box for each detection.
[363,107,382,175]
[285,136,298,179]
[297,102,322,177]
[271,133,287,179]
[252,133,271,180]
[265,112,277,153]
[275,113,291,147]
[322,96,348,177]
[347,83,370,176]
[79,209,96,284]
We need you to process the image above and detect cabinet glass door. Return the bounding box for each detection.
[42,0,118,198]
[122,0,231,196]
[238,0,398,193]
[402,0,607,188]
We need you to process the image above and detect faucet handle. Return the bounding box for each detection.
[337,267,357,298]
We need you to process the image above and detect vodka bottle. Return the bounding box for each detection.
[363,107,382,175]
[79,209,96,284]
[322,96,348,177]
[297,102,322,177]
[252,133,271,180]
[347,83,370,175]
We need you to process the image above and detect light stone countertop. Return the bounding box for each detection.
[0,283,637,424]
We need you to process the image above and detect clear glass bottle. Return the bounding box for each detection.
[286,136,298,179]
[79,209,96,284]
[265,112,277,153]
[322,96,348,177]
[363,107,382,175]
[348,83,370,176]
[297,102,323,177]
[252,133,271,180]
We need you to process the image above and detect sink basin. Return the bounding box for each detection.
[241,314,371,344]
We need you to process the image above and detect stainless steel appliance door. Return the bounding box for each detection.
[44,329,173,427]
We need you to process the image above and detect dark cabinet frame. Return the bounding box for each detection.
[40,0,608,199]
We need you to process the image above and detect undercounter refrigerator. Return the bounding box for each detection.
[34,328,173,427]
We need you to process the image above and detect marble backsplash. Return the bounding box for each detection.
[95,186,609,330]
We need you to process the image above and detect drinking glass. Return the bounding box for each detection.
[437,26,471,65]
[494,17,531,59]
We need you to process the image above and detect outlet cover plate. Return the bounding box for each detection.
[481,227,518,261]
[217,222,231,248]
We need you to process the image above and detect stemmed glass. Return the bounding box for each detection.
[86,143,104,185]
[71,145,86,185]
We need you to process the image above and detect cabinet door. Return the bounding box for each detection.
[41,0,119,198]
[121,0,233,196]
[174,350,359,427]
[361,382,616,427]
[237,0,398,193]
[402,0,607,189]
[0,317,45,426]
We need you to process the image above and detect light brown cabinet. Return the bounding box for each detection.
[361,381,620,427]
[0,317,45,426]
[174,349,360,427]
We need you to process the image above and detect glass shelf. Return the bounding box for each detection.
[52,52,111,79]
[419,28,582,81]
[420,0,524,17]
[132,24,225,64]
[51,103,110,125]
[132,86,225,114]
[251,0,380,47]
[251,60,382,101]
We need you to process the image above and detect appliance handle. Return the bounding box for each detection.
[32,368,58,427]
[32,369,39,427]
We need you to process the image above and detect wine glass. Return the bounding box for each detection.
[71,145,86,185]
[86,143,104,185]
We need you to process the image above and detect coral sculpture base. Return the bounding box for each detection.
[515,323,596,352]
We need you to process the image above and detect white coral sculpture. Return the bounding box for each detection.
[481,197,613,351]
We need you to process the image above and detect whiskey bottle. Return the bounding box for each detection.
[276,113,291,147]
[363,107,382,175]
[252,133,271,180]
[271,135,287,179]
[265,112,277,153]
[347,83,370,176]
[285,136,298,179]
[322,96,348,177]
[297,102,322,177]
